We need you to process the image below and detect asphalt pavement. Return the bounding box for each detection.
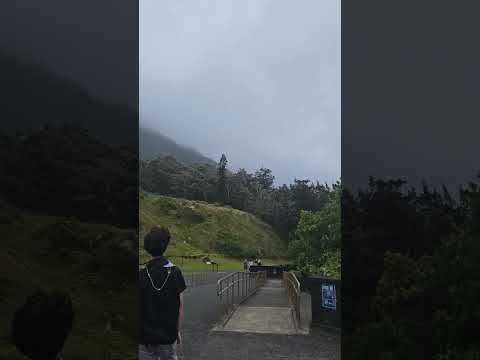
[177,275,340,360]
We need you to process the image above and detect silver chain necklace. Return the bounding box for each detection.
[146,264,171,291]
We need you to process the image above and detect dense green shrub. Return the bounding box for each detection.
[215,238,244,258]
[344,177,480,360]
[288,184,341,277]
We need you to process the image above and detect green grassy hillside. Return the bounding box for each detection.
[139,192,287,266]
[0,206,137,360]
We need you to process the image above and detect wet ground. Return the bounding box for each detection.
[178,276,340,360]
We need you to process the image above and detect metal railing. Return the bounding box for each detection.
[171,256,220,272]
[283,271,301,326]
[217,271,267,324]
[184,271,211,288]
[139,263,213,289]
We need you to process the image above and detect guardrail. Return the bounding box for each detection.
[217,271,267,324]
[139,263,213,289]
[184,271,211,288]
[171,256,220,272]
[283,271,301,326]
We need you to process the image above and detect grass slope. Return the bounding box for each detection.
[0,206,137,360]
[139,192,287,269]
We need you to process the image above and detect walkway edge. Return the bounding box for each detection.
[218,285,263,328]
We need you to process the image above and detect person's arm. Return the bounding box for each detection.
[177,292,184,344]
[175,268,187,345]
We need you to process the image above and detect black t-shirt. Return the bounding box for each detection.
[139,257,187,345]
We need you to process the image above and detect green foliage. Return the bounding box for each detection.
[254,168,275,190]
[0,126,137,228]
[345,176,480,360]
[139,192,286,263]
[318,249,341,278]
[288,184,341,277]
[215,238,244,258]
[0,211,137,360]
[217,154,228,204]
[140,155,339,239]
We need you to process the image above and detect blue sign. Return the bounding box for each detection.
[321,283,336,310]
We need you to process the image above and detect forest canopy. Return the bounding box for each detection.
[343,176,480,360]
[140,154,340,242]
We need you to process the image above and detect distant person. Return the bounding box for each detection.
[11,289,74,360]
[243,259,248,271]
[140,226,187,360]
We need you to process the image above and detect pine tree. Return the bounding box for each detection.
[217,154,228,204]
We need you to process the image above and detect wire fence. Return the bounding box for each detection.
[216,271,267,325]
[183,271,213,288]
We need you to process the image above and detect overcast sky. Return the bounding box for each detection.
[140,0,340,186]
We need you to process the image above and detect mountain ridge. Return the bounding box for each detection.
[1,50,137,146]
[139,126,216,166]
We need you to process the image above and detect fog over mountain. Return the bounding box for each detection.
[140,0,340,186]
[1,51,136,146]
[140,126,216,165]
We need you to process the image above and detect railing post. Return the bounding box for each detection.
[217,270,269,325]
[283,271,301,327]
[242,271,245,297]
[241,272,244,298]
[243,272,246,297]
[231,274,234,308]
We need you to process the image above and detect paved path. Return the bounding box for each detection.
[178,276,340,360]
[196,328,340,360]
[218,279,296,335]
[177,272,225,359]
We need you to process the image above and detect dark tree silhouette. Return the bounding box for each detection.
[217,154,228,204]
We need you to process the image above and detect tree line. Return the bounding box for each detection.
[343,176,480,360]
[0,126,137,228]
[140,153,340,240]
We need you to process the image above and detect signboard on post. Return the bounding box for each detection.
[321,283,336,310]
[303,276,341,329]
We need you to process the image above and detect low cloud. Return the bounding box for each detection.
[140,0,340,185]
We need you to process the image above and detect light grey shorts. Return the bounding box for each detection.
[139,343,178,360]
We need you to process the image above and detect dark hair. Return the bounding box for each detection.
[11,290,74,360]
[144,226,171,256]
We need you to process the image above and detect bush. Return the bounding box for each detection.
[288,184,341,277]
[215,238,243,258]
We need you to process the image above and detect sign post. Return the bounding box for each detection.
[303,276,341,330]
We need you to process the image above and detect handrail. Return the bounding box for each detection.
[217,271,267,325]
[283,271,301,326]
[184,271,211,288]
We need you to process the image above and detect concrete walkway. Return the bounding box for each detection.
[216,279,297,335]
[178,276,340,360]
[196,329,341,360]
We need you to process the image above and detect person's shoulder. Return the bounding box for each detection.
[169,266,187,293]
[172,266,184,277]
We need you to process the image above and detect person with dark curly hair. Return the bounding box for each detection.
[11,290,74,360]
[139,226,187,360]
